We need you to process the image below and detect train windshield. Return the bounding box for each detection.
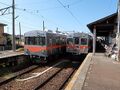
[25,37,45,46]
[81,38,87,45]
[67,38,73,44]
[74,37,79,44]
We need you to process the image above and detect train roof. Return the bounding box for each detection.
[24,30,47,37]
[74,32,88,37]
[66,32,89,38]
[24,30,66,37]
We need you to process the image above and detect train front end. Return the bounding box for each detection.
[24,30,47,63]
[74,33,90,54]
[66,32,90,55]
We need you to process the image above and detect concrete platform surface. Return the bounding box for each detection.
[65,53,120,90]
[0,50,24,59]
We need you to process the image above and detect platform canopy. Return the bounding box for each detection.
[87,13,117,36]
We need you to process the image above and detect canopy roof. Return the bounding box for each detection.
[87,13,117,36]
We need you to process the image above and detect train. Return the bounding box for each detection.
[66,32,92,55]
[24,30,66,63]
[24,30,92,63]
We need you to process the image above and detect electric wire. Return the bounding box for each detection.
[56,0,81,27]
[0,1,81,31]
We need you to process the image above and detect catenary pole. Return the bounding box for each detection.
[12,0,16,51]
[19,22,21,45]
[117,0,120,61]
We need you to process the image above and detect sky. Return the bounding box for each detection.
[0,0,118,35]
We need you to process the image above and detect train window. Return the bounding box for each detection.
[25,37,31,45]
[62,38,65,44]
[41,37,45,46]
[25,37,35,45]
[52,38,56,45]
[35,37,39,45]
[74,37,79,44]
[29,37,35,45]
[56,38,59,45]
[67,38,73,44]
[36,37,45,46]
[81,38,87,45]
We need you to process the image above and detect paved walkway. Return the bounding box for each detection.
[83,53,120,90]
[65,53,120,90]
[0,50,24,59]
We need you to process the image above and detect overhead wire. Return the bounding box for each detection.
[15,7,67,30]
[0,16,38,30]
[0,1,68,31]
[0,2,59,31]
[56,0,81,27]
[0,1,81,31]
[0,1,10,6]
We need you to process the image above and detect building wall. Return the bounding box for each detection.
[0,25,6,45]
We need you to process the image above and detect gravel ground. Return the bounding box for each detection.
[0,61,66,90]
[0,67,61,90]
[39,67,74,90]
[16,65,49,79]
[0,65,38,84]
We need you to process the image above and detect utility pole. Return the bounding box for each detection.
[43,21,45,31]
[19,22,21,45]
[12,0,16,51]
[117,0,120,61]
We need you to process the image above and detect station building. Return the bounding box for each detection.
[0,23,7,50]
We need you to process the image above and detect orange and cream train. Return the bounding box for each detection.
[66,32,92,55]
[24,30,66,63]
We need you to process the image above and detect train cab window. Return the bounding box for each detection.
[29,37,35,45]
[25,37,33,45]
[37,37,45,46]
[81,38,87,45]
[67,38,73,44]
[25,37,45,45]
[74,37,79,44]
[40,37,45,46]
[35,37,39,45]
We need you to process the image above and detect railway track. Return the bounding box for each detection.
[0,54,85,90]
[0,65,39,86]
[0,55,64,86]
[0,60,80,90]
[0,60,69,89]
[36,62,77,90]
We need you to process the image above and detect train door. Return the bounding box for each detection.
[66,37,74,53]
[74,37,80,54]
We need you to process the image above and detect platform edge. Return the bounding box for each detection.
[65,53,93,90]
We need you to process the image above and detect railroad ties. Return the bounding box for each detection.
[0,53,86,90]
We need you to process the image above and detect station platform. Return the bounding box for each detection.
[65,53,120,90]
[0,50,24,59]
